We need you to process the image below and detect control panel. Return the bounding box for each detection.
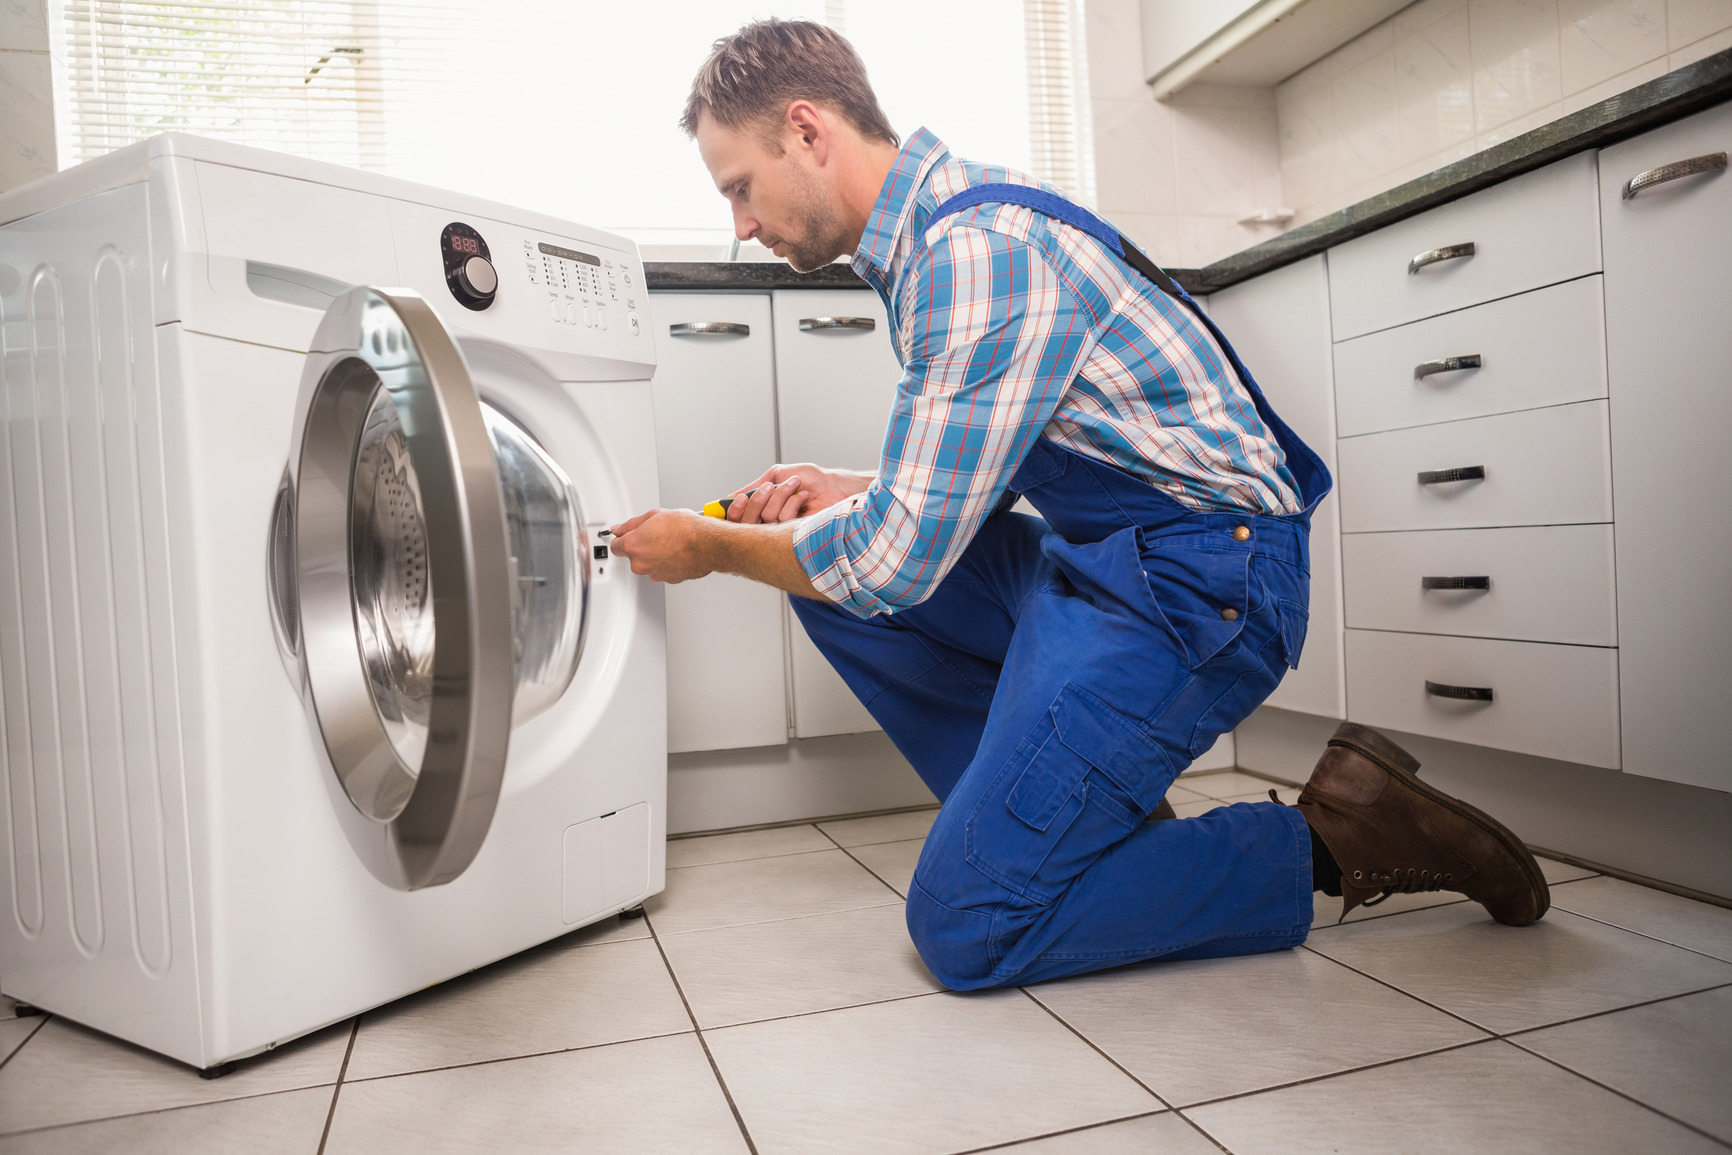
[524,239,643,339]
[442,221,498,311]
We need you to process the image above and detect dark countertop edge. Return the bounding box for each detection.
[646,47,1731,297]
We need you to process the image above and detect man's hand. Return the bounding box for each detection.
[607,508,714,584]
[727,463,871,523]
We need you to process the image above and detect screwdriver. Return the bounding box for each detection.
[598,491,749,537]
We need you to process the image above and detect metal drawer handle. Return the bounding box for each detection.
[799,316,876,332]
[669,321,750,337]
[1414,354,1483,380]
[1408,242,1475,275]
[1426,680,1494,702]
[1422,575,1491,591]
[1622,152,1727,200]
[1418,465,1486,485]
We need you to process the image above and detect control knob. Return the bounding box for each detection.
[453,255,498,309]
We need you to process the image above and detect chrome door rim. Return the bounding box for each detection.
[289,287,514,890]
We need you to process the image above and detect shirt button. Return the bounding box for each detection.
[1232,525,1251,542]
[1220,607,1240,622]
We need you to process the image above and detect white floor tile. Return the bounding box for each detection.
[850,838,924,897]
[0,1017,41,1067]
[705,990,1158,1155]
[1308,905,1732,1033]
[1181,770,1295,800]
[989,1111,1217,1153]
[1186,1039,1725,1154]
[326,1033,746,1155]
[667,825,834,869]
[1550,876,1732,962]
[646,849,899,936]
[0,1086,332,1154]
[658,905,941,1028]
[1537,856,1599,885]
[818,808,940,848]
[1309,885,1470,929]
[1516,984,1732,1143]
[1164,783,1213,803]
[561,911,654,946]
[345,936,690,1082]
[0,1017,350,1134]
[1032,948,1484,1107]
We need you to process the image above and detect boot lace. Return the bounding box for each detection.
[1358,867,1452,907]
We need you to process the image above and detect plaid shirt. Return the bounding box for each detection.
[793,129,1302,618]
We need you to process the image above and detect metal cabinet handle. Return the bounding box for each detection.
[1422,575,1491,591]
[799,316,876,332]
[1426,680,1494,702]
[1414,354,1483,380]
[669,321,750,337]
[1418,465,1486,485]
[1408,242,1476,275]
[1622,152,1727,200]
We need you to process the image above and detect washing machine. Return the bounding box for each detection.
[0,133,666,1070]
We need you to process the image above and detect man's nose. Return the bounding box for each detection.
[732,205,758,242]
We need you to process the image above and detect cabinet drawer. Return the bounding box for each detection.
[1342,525,1616,646]
[1346,629,1619,768]
[1333,276,1606,437]
[1338,401,1611,532]
[1329,152,1601,340]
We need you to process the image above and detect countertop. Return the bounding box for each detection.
[645,46,1732,297]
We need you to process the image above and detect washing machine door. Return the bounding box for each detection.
[287,287,515,891]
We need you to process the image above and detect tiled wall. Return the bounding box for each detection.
[1,0,57,193]
[1277,0,1732,230]
[1085,0,1289,267]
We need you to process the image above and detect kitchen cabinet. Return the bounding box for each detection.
[647,293,789,753]
[771,289,902,740]
[1205,255,1344,719]
[1599,100,1732,793]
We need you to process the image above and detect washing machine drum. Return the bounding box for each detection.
[274,287,587,891]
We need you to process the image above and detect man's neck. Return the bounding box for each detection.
[840,139,902,252]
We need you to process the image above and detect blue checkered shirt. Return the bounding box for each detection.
[793,129,1302,618]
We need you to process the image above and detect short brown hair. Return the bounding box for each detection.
[680,19,898,150]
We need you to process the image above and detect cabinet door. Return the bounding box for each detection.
[1206,256,1345,719]
[1600,102,1732,792]
[771,289,902,738]
[647,293,788,753]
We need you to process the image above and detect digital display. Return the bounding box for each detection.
[450,234,481,255]
[539,242,601,266]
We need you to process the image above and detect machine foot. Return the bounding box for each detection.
[12,1003,43,1018]
[198,1062,237,1080]
[619,905,646,920]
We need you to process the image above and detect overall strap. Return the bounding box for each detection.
[923,183,1189,302]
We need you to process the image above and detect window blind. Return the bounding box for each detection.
[1023,0,1094,206]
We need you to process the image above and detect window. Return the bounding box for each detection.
[57,0,1093,252]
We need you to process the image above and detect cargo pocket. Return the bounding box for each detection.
[967,684,1173,904]
[1137,532,1253,669]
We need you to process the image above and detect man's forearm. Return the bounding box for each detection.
[698,518,825,600]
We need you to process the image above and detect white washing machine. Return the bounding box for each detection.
[0,134,666,1070]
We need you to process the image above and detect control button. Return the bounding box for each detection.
[549,298,563,322]
[628,311,641,336]
[597,308,608,331]
[1231,525,1250,542]
[583,305,595,327]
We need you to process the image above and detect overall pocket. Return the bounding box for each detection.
[967,683,1173,904]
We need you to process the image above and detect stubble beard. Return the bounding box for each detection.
[776,163,852,273]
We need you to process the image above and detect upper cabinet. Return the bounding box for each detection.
[1598,101,1732,793]
[1140,0,1409,99]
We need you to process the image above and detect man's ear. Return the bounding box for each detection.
[785,100,830,163]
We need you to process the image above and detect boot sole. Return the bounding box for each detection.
[1327,724,1549,926]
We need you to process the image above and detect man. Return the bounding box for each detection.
[611,19,1547,990]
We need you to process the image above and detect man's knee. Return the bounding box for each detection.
[904,877,1003,990]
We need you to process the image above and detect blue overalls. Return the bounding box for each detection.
[791,185,1333,989]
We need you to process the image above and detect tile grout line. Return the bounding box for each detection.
[0,1014,47,1074]
[643,909,760,1155]
[1299,942,1502,1035]
[1495,980,1732,1044]
[1543,904,1732,965]
[0,1083,348,1141]
[1015,988,1232,1155]
[943,1108,1171,1155]
[1174,1036,1496,1113]
[1501,1032,1732,1151]
[314,1017,359,1155]
[338,1028,697,1086]
[813,825,913,900]
[655,896,904,940]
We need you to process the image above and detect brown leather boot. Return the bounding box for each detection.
[1148,797,1177,821]
[1295,722,1549,926]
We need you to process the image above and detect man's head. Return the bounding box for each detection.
[682,19,901,272]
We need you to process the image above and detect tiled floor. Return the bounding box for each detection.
[3,767,1730,1153]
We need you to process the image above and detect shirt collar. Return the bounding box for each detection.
[851,127,949,294]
